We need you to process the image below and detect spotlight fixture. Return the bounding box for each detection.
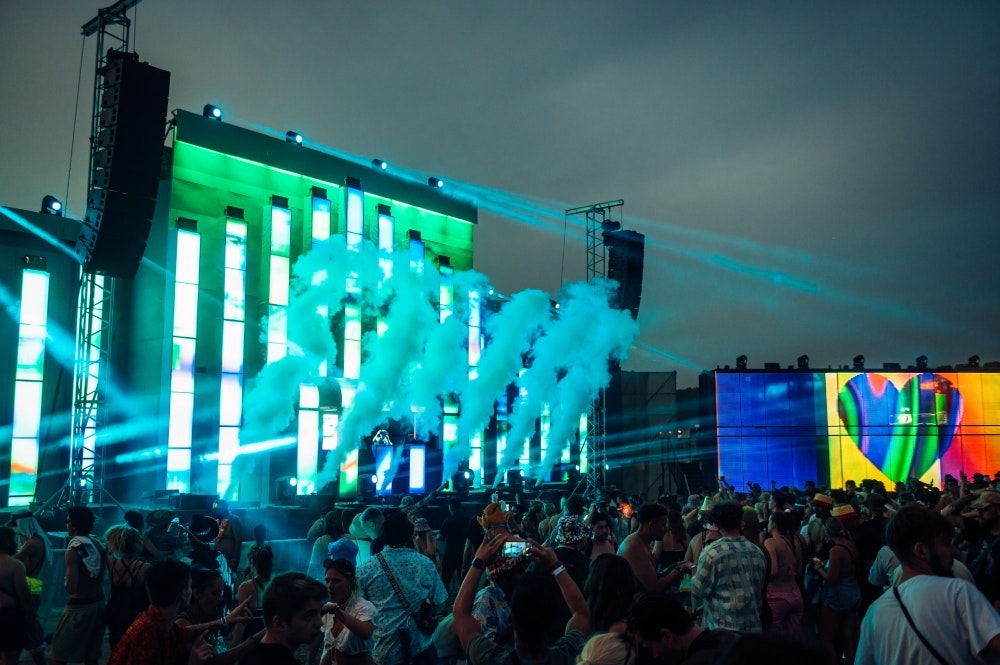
[797,354,810,370]
[736,355,748,370]
[853,355,865,370]
[202,104,223,120]
[40,195,63,216]
[285,130,303,144]
[601,219,622,232]
[371,158,388,171]
[427,177,444,188]
[969,355,981,368]
[916,355,928,369]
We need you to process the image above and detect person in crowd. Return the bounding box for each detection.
[49,505,106,665]
[810,515,861,664]
[654,509,689,569]
[852,492,890,613]
[802,493,834,555]
[320,558,375,665]
[683,497,721,565]
[231,545,273,646]
[104,524,151,650]
[537,502,559,542]
[584,554,635,634]
[454,533,590,665]
[357,511,448,665]
[309,511,346,580]
[412,518,439,570]
[349,508,384,563]
[123,510,169,562]
[575,633,636,665]
[212,501,243,578]
[145,509,186,561]
[551,515,591,590]
[239,572,328,665]
[177,567,233,652]
[245,525,269,577]
[12,511,50,665]
[587,512,616,560]
[519,503,544,543]
[691,500,768,633]
[107,559,210,665]
[763,511,804,634]
[400,482,447,524]
[436,498,468,593]
[857,503,1000,664]
[471,538,531,646]
[187,515,232,592]
[968,489,1000,607]
[618,503,690,593]
[0,525,37,665]
[627,591,738,664]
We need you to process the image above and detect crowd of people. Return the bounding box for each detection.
[5,471,1000,664]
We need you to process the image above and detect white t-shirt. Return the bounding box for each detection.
[857,575,1000,665]
[321,593,377,657]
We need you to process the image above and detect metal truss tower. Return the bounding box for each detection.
[63,1,142,509]
[565,199,624,499]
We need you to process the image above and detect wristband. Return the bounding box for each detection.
[471,557,487,570]
[551,565,567,577]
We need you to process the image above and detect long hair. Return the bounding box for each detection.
[584,554,636,633]
[105,525,143,559]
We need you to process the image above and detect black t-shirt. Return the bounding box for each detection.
[438,513,467,562]
[467,516,485,550]
[238,641,300,665]
[683,629,741,665]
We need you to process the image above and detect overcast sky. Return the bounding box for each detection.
[2,2,998,386]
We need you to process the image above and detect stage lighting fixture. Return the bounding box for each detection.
[40,195,63,216]
[916,355,929,369]
[601,219,621,232]
[969,355,981,368]
[286,131,303,144]
[428,177,444,188]
[202,104,223,120]
[372,158,388,171]
[736,355,748,370]
[797,355,809,370]
[274,476,298,505]
[853,355,865,370]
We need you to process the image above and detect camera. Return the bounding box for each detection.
[502,541,529,557]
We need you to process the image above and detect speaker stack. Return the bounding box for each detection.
[75,50,170,280]
[604,229,645,319]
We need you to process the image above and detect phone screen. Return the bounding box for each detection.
[502,541,528,557]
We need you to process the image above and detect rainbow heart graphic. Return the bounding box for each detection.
[837,373,963,483]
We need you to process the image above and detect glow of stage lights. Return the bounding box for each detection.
[428,177,444,188]
[286,130,303,144]
[372,158,388,171]
[288,477,298,486]
[203,104,223,120]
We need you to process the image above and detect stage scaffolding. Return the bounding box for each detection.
[565,199,624,499]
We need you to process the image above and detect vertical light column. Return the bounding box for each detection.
[439,257,453,323]
[267,199,291,365]
[217,215,248,496]
[467,290,482,487]
[309,190,332,377]
[166,225,201,492]
[297,385,319,495]
[8,263,49,505]
[340,180,363,496]
[377,204,394,338]
[578,414,589,474]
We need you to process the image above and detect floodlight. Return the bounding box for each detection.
[41,195,63,216]
[202,104,223,120]
[916,355,929,369]
[736,355,748,370]
[601,220,621,232]
[428,177,444,188]
[286,131,303,144]
[969,355,981,367]
[853,355,866,369]
[372,158,388,170]
[797,354,809,369]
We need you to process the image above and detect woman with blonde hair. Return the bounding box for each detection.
[103,524,150,650]
[576,632,636,665]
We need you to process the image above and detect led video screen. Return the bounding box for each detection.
[715,371,1000,490]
